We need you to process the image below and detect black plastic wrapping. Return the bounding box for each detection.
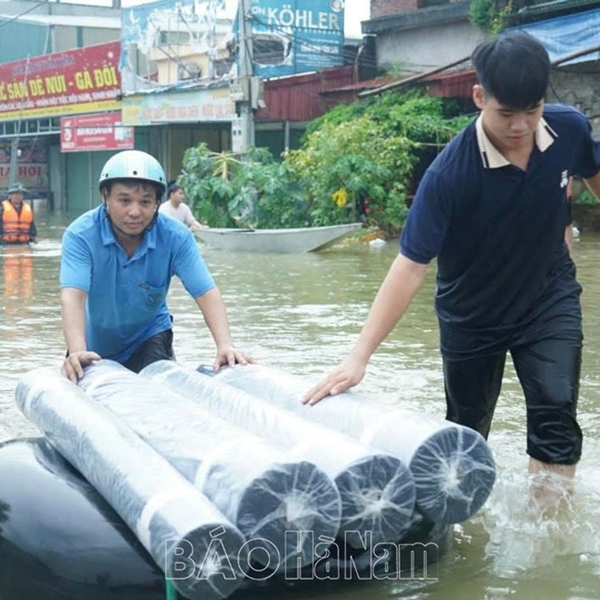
[79,360,342,572]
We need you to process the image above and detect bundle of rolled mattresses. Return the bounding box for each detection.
[140,360,417,550]
[14,359,496,598]
[211,364,497,525]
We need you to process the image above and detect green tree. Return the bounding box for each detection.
[179,144,309,228]
[286,116,414,231]
[291,90,471,233]
[470,0,515,34]
[179,91,471,232]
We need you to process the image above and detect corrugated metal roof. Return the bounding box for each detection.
[420,69,476,98]
[256,66,356,122]
[320,68,476,102]
[320,75,397,93]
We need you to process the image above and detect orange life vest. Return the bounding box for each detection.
[1,199,34,244]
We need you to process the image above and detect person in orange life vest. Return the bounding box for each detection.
[0,182,37,245]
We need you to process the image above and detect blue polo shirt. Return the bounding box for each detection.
[400,104,600,359]
[60,207,215,362]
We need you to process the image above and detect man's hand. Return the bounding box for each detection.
[213,344,255,371]
[61,351,101,383]
[302,355,367,406]
[191,222,209,231]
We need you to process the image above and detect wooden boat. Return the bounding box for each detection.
[194,222,363,253]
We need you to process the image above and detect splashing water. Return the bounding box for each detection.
[476,468,600,578]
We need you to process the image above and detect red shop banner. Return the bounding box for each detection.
[60,113,134,153]
[0,41,121,122]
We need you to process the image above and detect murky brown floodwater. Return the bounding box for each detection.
[2,210,600,599]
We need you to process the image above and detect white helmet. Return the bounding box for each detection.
[98,150,167,200]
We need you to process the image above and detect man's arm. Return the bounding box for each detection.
[184,205,207,231]
[303,253,429,405]
[194,287,252,370]
[565,225,574,253]
[189,216,208,231]
[60,287,100,382]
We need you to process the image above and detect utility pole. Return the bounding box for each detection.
[10,55,31,187]
[9,139,19,187]
[234,0,255,153]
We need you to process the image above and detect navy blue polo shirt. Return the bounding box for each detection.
[400,104,600,359]
[60,207,215,363]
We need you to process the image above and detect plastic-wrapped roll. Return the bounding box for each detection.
[80,360,341,572]
[141,361,416,548]
[14,368,248,600]
[213,365,496,524]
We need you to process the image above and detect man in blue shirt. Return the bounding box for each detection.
[60,150,251,382]
[305,33,600,501]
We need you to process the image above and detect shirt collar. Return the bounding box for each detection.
[476,115,557,169]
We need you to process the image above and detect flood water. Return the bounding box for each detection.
[2,210,600,599]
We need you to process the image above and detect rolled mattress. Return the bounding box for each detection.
[213,364,496,524]
[141,360,417,548]
[0,437,166,600]
[0,437,452,599]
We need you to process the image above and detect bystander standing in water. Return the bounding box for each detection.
[0,182,37,244]
[159,182,208,231]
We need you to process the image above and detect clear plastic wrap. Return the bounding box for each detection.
[79,360,341,572]
[14,368,247,600]
[214,364,497,524]
[141,360,417,548]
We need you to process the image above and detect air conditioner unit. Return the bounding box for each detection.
[178,61,201,81]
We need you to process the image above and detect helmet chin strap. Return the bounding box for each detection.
[101,189,110,217]
[145,204,160,232]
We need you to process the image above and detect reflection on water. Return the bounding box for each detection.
[1,212,600,599]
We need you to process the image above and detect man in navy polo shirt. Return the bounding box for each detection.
[60,150,251,382]
[305,33,600,497]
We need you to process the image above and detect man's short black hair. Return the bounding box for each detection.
[471,32,550,110]
[167,182,183,197]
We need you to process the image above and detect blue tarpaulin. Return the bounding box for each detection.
[508,8,600,65]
